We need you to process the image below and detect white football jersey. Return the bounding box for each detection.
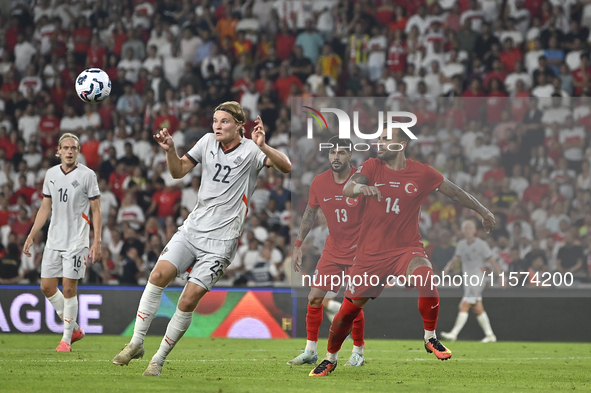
[42,163,100,251]
[183,133,267,240]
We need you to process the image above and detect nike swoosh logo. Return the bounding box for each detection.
[374,183,385,187]
[412,252,423,255]
[431,303,439,309]
[323,198,332,201]
[50,181,55,185]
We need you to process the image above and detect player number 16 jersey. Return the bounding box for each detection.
[42,164,100,251]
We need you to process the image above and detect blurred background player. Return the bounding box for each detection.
[310,125,496,377]
[289,137,366,367]
[23,133,102,352]
[441,219,503,343]
[112,102,291,376]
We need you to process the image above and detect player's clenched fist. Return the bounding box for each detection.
[154,128,174,151]
[481,210,496,233]
[359,185,382,201]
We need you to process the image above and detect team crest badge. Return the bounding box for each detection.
[234,156,243,165]
[345,197,359,207]
[404,181,419,195]
[72,180,80,188]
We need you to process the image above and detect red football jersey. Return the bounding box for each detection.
[355,158,444,262]
[308,167,365,264]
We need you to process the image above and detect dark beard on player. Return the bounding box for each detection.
[331,162,349,173]
[378,148,401,162]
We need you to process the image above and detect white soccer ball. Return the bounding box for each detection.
[75,68,112,103]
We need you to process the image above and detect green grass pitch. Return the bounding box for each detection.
[0,335,589,392]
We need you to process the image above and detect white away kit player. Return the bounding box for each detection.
[24,133,102,352]
[441,219,503,343]
[112,101,291,376]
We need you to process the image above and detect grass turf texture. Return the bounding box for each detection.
[0,335,589,392]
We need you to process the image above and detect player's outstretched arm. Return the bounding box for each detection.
[252,116,291,173]
[343,174,382,200]
[89,198,102,264]
[437,178,496,233]
[486,256,503,275]
[154,128,196,178]
[293,204,319,272]
[23,197,52,257]
[262,145,291,173]
[443,255,460,275]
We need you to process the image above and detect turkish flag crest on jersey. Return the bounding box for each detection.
[404,181,419,196]
[345,197,360,207]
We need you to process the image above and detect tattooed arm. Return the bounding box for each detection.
[437,178,496,233]
[293,204,319,272]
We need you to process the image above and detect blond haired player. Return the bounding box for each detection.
[441,219,503,343]
[113,101,291,376]
[24,133,102,352]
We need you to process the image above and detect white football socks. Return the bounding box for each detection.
[326,351,338,363]
[352,345,364,355]
[62,297,78,344]
[424,330,436,341]
[305,340,318,353]
[47,290,79,332]
[151,308,193,366]
[450,311,469,336]
[131,282,165,346]
[477,312,494,336]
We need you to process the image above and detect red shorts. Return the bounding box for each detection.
[344,246,428,298]
[309,255,354,293]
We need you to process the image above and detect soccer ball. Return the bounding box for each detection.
[75,68,111,103]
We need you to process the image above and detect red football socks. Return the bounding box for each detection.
[414,266,439,331]
[351,309,365,347]
[306,304,323,341]
[327,298,363,353]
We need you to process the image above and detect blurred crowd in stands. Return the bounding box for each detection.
[1,0,591,288]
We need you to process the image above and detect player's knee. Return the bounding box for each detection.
[309,297,323,307]
[407,258,433,280]
[346,297,368,307]
[40,283,56,297]
[178,283,207,312]
[149,270,163,284]
[177,298,196,312]
[149,269,171,287]
[62,287,77,298]
[178,293,204,312]
[473,303,484,315]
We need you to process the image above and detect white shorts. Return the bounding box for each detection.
[158,231,237,291]
[41,248,89,280]
[462,283,485,304]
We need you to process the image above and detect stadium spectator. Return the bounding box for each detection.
[297,19,324,64]
[556,230,587,278]
[522,172,548,207]
[119,246,144,285]
[431,229,455,274]
[0,242,23,284]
